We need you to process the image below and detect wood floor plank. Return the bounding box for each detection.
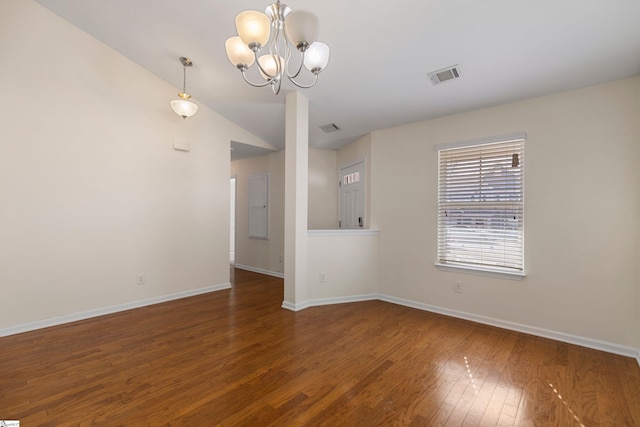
[593,350,637,426]
[1,267,639,426]
[618,355,640,422]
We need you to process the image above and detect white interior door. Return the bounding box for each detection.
[339,162,365,229]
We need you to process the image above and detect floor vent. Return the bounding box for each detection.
[320,123,341,133]
[428,65,462,85]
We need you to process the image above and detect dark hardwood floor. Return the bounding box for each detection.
[1,268,639,426]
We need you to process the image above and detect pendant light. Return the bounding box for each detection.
[170,57,198,119]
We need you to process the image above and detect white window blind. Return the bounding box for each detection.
[437,138,524,274]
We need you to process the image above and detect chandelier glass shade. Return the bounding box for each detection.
[170,57,198,119]
[225,1,330,95]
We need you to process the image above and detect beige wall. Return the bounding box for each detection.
[308,148,338,229]
[0,0,268,331]
[231,152,285,274]
[231,148,338,274]
[370,76,640,349]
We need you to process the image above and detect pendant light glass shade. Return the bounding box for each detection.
[171,98,198,119]
[225,36,256,69]
[236,11,271,49]
[284,10,318,48]
[258,54,284,80]
[303,42,330,73]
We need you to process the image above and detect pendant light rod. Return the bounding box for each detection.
[180,57,192,94]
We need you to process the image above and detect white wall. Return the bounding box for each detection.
[0,0,268,331]
[231,152,285,275]
[370,76,640,349]
[306,231,379,302]
[308,148,338,229]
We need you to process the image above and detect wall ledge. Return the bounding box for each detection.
[308,229,380,236]
[0,282,231,338]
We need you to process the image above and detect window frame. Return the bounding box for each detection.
[434,133,526,279]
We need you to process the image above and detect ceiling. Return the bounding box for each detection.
[36,0,640,154]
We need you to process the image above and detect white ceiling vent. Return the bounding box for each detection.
[320,123,341,133]
[428,65,462,85]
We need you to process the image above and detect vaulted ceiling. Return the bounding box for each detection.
[37,0,640,153]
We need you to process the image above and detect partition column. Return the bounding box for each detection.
[282,91,309,309]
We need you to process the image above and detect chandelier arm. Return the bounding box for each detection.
[287,73,319,89]
[240,70,273,88]
[271,22,283,78]
[286,58,304,79]
[284,44,305,79]
[269,21,282,96]
[272,77,282,95]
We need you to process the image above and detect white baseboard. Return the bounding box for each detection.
[281,301,297,311]
[233,264,284,279]
[0,283,231,338]
[377,294,640,361]
[281,292,639,364]
[6,281,637,367]
[281,294,378,312]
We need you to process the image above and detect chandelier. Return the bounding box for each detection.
[225,1,330,95]
[170,57,198,119]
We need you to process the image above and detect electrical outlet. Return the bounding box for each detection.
[137,274,145,286]
[454,281,463,293]
[319,272,326,283]
[279,255,284,263]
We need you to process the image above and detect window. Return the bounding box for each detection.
[435,134,525,275]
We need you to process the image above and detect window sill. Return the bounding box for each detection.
[435,263,526,280]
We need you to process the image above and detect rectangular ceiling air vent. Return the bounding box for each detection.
[428,65,462,85]
[320,123,341,133]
